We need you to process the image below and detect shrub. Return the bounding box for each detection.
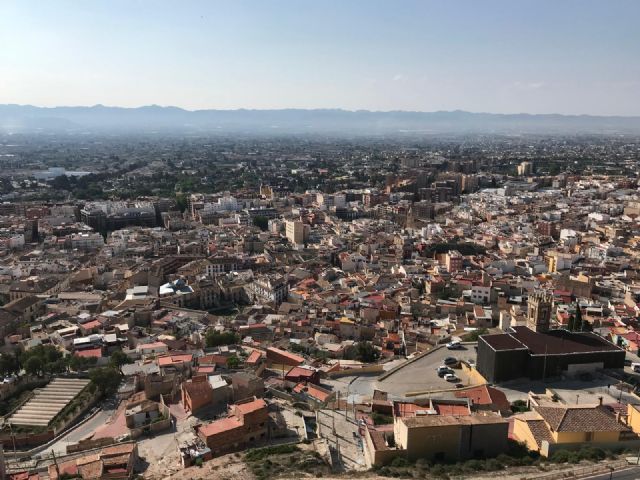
[550,450,571,463]
[391,457,410,468]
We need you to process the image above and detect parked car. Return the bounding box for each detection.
[444,356,458,365]
[446,341,463,350]
[437,366,454,377]
[444,373,460,382]
[455,383,465,389]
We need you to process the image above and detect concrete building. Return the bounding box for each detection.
[393,413,509,462]
[477,326,625,383]
[196,397,269,457]
[285,220,310,245]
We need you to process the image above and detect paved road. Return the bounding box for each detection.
[39,397,118,456]
[579,466,640,479]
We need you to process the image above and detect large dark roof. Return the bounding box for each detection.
[481,333,527,351]
[511,326,622,355]
[480,326,622,355]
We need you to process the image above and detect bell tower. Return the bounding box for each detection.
[527,291,553,333]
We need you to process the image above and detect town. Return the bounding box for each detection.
[1,132,640,480]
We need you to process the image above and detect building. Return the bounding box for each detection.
[517,161,533,176]
[285,220,310,245]
[392,413,509,462]
[196,397,269,457]
[527,291,553,333]
[266,347,304,367]
[477,326,625,383]
[284,365,319,385]
[445,250,463,273]
[182,375,214,413]
[247,275,288,305]
[513,404,633,457]
[48,443,138,479]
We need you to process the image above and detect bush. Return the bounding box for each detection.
[245,444,300,461]
[428,464,449,479]
[511,399,529,413]
[372,412,394,425]
[578,447,606,462]
[550,450,571,463]
[390,457,410,468]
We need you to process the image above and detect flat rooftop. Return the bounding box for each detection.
[480,326,622,356]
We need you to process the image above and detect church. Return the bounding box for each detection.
[476,292,625,384]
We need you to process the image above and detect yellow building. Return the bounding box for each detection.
[512,404,632,457]
[393,414,508,462]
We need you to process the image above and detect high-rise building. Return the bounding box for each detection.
[517,161,533,176]
[285,220,309,245]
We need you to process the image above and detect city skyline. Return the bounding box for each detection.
[1,0,639,115]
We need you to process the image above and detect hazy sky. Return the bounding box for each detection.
[1,0,639,115]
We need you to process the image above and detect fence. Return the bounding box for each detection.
[521,459,629,480]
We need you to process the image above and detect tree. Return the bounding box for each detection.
[354,341,380,363]
[109,350,132,372]
[206,330,238,348]
[0,353,19,376]
[69,355,97,372]
[252,216,269,231]
[227,355,241,369]
[89,367,122,395]
[462,328,488,342]
[24,356,43,376]
[575,304,590,332]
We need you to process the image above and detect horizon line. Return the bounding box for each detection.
[2,103,639,118]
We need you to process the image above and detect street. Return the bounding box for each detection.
[580,466,640,479]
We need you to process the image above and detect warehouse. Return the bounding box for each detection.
[477,326,625,384]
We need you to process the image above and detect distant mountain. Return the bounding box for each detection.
[1,104,640,135]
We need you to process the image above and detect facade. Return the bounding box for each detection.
[393,414,509,462]
[477,326,625,383]
[445,250,463,272]
[182,375,213,413]
[247,275,288,305]
[285,220,310,245]
[512,404,633,456]
[196,397,269,457]
[527,291,553,333]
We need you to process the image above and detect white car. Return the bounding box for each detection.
[446,341,463,350]
[444,373,459,382]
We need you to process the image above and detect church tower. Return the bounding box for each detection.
[527,291,553,333]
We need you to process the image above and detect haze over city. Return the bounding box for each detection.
[1,0,639,115]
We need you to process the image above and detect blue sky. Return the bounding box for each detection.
[1,0,639,114]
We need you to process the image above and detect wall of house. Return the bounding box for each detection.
[553,430,620,444]
[628,405,640,434]
[406,424,461,461]
[512,419,540,452]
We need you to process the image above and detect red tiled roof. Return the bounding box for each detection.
[247,350,263,364]
[198,416,243,436]
[286,366,316,379]
[235,398,267,415]
[455,385,511,411]
[434,403,470,416]
[75,347,103,358]
[157,353,192,366]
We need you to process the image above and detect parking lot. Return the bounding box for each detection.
[323,344,479,401]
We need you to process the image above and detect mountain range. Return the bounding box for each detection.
[1,104,640,135]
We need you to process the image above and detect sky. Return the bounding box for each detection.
[0,0,639,115]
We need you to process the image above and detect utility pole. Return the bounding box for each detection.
[51,449,61,480]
